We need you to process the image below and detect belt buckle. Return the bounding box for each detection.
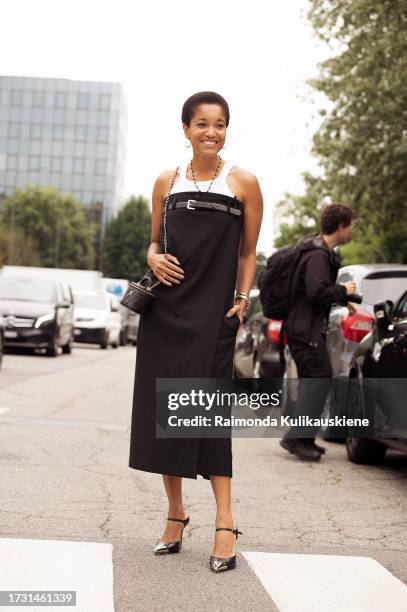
[187,199,197,210]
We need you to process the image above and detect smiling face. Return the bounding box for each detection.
[183,103,227,157]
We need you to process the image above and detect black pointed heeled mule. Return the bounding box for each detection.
[209,527,242,572]
[154,516,190,555]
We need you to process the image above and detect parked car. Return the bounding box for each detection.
[345,289,407,464]
[328,264,407,378]
[234,289,285,379]
[123,311,140,346]
[327,264,407,429]
[283,264,407,428]
[73,290,121,349]
[0,276,74,356]
[102,278,140,346]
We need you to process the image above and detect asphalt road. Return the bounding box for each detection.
[0,344,406,611]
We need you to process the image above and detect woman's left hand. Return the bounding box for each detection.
[226,300,247,325]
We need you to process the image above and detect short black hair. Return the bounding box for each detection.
[320,203,354,234]
[181,91,230,127]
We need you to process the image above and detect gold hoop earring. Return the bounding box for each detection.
[185,139,191,148]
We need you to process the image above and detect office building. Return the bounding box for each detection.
[0,75,127,232]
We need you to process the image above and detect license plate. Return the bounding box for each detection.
[5,331,18,338]
[74,329,82,335]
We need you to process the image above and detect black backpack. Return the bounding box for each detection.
[258,243,305,320]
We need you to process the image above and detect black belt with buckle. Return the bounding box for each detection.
[169,199,242,216]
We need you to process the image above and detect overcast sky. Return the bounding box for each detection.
[2,0,330,254]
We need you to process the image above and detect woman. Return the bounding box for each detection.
[128,91,263,572]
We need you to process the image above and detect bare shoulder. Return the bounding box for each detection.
[228,165,262,204]
[155,167,180,188]
[153,167,180,198]
[230,165,260,187]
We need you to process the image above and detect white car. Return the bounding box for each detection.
[73,290,121,349]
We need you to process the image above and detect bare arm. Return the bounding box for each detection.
[147,169,184,286]
[227,170,263,321]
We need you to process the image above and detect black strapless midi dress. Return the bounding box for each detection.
[128,189,243,479]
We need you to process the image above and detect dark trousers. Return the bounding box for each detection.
[285,335,332,440]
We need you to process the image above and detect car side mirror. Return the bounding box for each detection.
[374,300,394,336]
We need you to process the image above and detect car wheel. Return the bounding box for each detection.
[62,338,72,354]
[346,437,386,464]
[100,332,108,349]
[120,328,128,346]
[46,336,59,357]
[345,376,386,464]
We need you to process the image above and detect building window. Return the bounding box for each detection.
[33,91,45,107]
[8,123,21,139]
[51,157,62,173]
[53,124,65,140]
[31,123,42,140]
[94,191,105,203]
[95,159,107,175]
[29,156,41,171]
[73,158,85,174]
[7,155,18,171]
[10,90,23,106]
[77,93,89,110]
[99,94,111,111]
[75,125,87,142]
[55,92,66,108]
[97,127,109,143]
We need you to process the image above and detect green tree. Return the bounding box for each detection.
[275,1,407,264]
[0,226,40,267]
[0,186,95,268]
[307,0,407,262]
[274,173,327,248]
[102,195,151,280]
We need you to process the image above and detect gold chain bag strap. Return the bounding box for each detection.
[120,168,179,314]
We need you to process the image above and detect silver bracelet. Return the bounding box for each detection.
[235,293,250,310]
[235,291,249,300]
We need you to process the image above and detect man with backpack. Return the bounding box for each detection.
[259,203,356,461]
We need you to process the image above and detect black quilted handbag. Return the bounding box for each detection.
[120,274,159,314]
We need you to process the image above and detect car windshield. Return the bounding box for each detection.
[361,275,407,305]
[74,292,107,310]
[0,277,56,303]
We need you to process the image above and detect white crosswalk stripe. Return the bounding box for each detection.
[0,539,114,612]
[242,551,407,612]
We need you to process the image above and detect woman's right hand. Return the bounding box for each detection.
[148,253,184,286]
